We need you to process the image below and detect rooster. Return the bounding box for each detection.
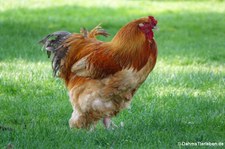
[39,16,158,129]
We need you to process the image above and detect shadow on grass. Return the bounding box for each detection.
[0,5,136,62]
[0,5,225,63]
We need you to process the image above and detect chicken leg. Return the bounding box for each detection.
[103,117,118,129]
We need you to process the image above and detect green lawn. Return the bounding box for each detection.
[0,0,225,148]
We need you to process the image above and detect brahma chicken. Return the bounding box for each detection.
[39,16,158,129]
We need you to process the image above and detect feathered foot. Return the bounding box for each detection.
[88,122,97,132]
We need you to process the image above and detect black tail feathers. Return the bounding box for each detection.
[39,31,71,58]
[39,31,71,76]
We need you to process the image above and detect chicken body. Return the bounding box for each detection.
[68,50,155,128]
[39,16,158,129]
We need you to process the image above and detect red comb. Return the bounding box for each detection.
[148,16,157,26]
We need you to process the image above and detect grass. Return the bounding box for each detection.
[0,0,225,148]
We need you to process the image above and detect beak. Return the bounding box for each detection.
[153,26,159,30]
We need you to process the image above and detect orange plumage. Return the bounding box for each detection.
[39,16,158,129]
